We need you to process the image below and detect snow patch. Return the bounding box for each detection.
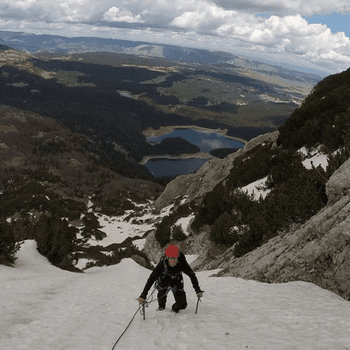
[75,258,95,270]
[299,146,328,170]
[174,213,195,235]
[240,176,271,201]
[132,238,147,250]
[81,203,157,248]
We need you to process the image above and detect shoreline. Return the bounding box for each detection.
[139,152,214,165]
[142,125,248,144]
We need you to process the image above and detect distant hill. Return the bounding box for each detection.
[0,105,164,216]
[0,30,323,79]
[0,104,163,268]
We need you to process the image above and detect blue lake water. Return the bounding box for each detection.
[147,128,244,152]
[145,157,209,178]
[144,128,245,178]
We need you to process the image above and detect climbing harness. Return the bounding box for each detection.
[110,285,172,349]
[160,258,183,279]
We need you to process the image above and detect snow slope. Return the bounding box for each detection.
[1,241,350,350]
[240,176,271,201]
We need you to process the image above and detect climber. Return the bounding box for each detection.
[138,243,203,313]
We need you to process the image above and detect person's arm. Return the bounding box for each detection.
[181,255,202,294]
[139,260,163,300]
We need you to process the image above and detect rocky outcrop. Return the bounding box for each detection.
[154,130,279,210]
[131,254,149,268]
[198,157,350,301]
[176,225,219,269]
[326,157,350,204]
[142,230,163,264]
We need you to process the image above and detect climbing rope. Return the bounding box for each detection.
[110,304,143,350]
[110,285,172,350]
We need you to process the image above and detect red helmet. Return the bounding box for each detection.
[165,245,180,258]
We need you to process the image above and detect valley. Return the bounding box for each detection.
[0,38,317,170]
[4,31,350,302]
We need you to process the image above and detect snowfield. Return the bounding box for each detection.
[1,241,350,350]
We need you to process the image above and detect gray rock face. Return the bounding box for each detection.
[326,157,350,204]
[142,230,164,264]
[199,157,350,301]
[131,255,149,268]
[154,131,279,210]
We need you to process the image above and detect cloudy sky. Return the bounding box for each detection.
[0,0,349,75]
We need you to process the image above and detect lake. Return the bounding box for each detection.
[144,157,209,178]
[147,128,244,152]
[143,128,244,178]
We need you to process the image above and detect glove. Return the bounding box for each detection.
[197,291,204,298]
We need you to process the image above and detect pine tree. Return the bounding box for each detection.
[0,218,20,265]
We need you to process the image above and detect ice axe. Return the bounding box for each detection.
[142,303,146,320]
[195,294,202,314]
[137,297,148,320]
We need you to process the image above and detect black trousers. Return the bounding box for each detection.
[157,285,188,312]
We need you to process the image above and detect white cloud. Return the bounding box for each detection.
[171,5,350,72]
[0,0,38,11]
[0,0,103,22]
[0,0,349,74]
[171,2,256,31]
[240,0,350,16]
[244,15,350,66]
[103,6,145,23]
[1,0,349,23]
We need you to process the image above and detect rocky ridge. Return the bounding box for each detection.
[194,157,350,300]
[154,130,279,210]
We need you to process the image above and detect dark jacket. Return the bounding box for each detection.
[140,252,201,299]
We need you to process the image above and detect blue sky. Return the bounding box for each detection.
[305,13,349,37]
[0,1,349,75]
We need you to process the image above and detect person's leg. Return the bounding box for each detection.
[172,290,187,313]
[156,283,169,309]
[157,289,168,309]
